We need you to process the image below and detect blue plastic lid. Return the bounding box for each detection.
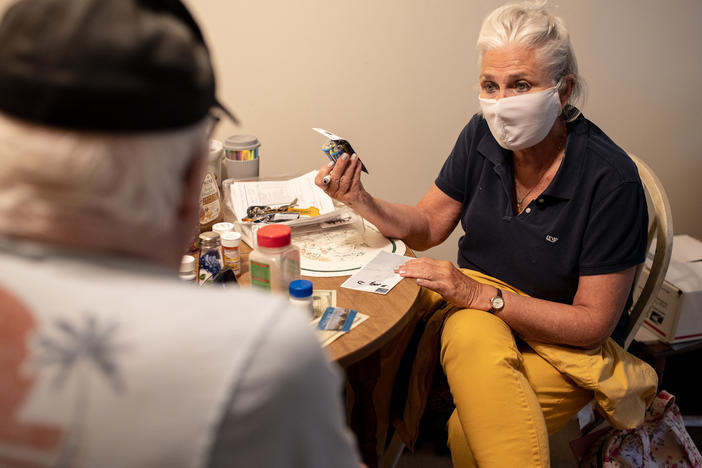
[289,279,313,298]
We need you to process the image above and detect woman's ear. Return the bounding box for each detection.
[559,74,576,107]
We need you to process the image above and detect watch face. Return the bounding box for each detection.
[491,296,504,310]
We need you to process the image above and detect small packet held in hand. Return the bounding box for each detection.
[312,128,368,173]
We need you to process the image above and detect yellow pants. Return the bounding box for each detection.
[437,270,593,468]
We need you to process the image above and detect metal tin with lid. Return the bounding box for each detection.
[198,231,223,285]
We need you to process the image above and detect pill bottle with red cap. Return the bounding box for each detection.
[249,224,300,293]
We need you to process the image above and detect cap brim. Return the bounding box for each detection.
[214,99,239,126]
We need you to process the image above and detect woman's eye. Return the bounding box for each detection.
[483,82,497,93]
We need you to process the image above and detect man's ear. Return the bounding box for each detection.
[177,145,207,221]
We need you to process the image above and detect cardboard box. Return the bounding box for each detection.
[637,235,702,343]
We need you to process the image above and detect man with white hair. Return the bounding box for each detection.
[0,0,362,467]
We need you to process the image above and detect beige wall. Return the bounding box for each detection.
[2,0,700,262]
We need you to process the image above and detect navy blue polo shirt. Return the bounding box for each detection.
[435,113,648,338]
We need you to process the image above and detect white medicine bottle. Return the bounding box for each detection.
[289,279,314,317]
[179,255,196,283]
[212,221,234,236]
[249,225,300,293]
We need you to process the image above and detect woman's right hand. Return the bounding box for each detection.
[314,152,462,250]
[314,152,368,209]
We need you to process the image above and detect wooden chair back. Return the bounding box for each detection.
[557,154,675,463]
[623,153,674,349]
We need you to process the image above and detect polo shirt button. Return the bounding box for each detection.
[525,207,532,214]
[538,198,544,203]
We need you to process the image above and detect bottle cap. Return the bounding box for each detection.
[256,224,291,248]
[198,231,221,248]
[180,255,195,273]
[289,279,313,298]
[212,222,234,234]
[209,139,223,152]
[224,134,260,151]
[221,231,241,247]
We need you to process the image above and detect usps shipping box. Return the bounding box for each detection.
[637,235,702,343]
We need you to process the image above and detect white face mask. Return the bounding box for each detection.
[479,83,563,150]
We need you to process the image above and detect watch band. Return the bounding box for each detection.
[488,287,504,314]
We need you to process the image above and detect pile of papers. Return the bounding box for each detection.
[226,171,345,246]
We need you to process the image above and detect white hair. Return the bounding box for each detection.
[477,1,585,120]
[0,112,208,241]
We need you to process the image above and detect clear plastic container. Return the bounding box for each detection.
[208,139,223,185]
[249,225,300,293]
[199,172,223,233]
[222,134,260,180]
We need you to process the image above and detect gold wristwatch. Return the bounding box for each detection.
[488,287,504,314]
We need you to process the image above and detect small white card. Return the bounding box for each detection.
[312,127,344,141]
[340,250,412,294]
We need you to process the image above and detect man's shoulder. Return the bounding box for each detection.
[0,247,302,343]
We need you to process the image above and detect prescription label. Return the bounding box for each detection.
[250,260,271,290]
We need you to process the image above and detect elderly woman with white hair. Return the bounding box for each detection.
[316,2,656,466]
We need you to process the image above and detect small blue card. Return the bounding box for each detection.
[317,307,357,332]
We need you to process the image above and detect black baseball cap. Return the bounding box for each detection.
[0,0,238,131]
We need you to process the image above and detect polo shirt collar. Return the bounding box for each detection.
[476,126,514,215]
[477,123,511,169]
[476,112,588,202]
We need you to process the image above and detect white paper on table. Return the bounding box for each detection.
[229,170,336,220]
[340,250,412,295]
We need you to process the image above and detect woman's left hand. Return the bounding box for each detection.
[395,257,484,309]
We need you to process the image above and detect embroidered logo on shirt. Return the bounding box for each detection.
[546,235,559,243]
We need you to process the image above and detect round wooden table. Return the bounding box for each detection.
[305,273,420,367]
[238,245,420,368]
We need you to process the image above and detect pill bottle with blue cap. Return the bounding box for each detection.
[289,279,314,317]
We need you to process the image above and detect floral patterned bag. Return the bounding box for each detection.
[581,391,702,467]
